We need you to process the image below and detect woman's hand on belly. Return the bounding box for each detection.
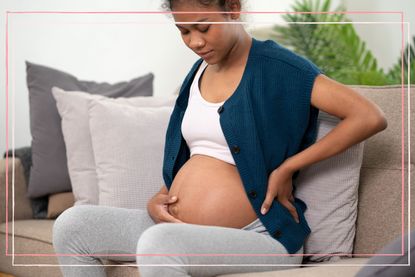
[147,193,184,224]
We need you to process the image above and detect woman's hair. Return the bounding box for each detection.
[160,0,250,25]
[162,0,230,12]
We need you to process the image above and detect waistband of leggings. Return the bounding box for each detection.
[241,218,262,230]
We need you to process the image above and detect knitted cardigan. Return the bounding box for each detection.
[162,37,324,254]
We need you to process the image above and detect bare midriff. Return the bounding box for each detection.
[167,154,258,228]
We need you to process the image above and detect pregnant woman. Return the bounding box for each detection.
[53,0,388,276]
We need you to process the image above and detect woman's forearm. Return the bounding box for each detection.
[282,113,387,174]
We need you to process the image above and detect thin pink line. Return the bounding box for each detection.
[4,10,407,259]
[8,253,405,257]
[6,10,403,15]
[5,10,9,257]
[400,11,405,256]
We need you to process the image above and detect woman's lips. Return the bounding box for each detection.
[199,50,213,59]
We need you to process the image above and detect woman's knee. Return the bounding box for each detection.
[136,223,188,261]
[136,223,189,275]
[136,223,181,252]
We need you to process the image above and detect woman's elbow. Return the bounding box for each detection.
[369,112,388,133]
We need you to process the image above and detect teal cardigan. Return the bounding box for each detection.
[162,37,324,254]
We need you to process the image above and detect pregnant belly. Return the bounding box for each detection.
[167,154,258,228]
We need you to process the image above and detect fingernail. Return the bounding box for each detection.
[170,196,177,200]
[261,207,267,215]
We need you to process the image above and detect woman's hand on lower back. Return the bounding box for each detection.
[261,164,299,223]
[147,193,184,224]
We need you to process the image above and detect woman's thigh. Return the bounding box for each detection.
[136,222,303,277]
[53,204,156,263]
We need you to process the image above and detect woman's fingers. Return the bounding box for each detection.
[159,195,183,223]
[260,191,276,215]
[282,199,299,224]
[162,210,184,223]
[165,195,178,204]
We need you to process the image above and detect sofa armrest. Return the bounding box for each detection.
[0,157,33,223]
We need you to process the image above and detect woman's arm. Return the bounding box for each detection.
[282,74,388,173]
[260,74,387,219]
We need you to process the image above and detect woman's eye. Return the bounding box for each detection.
[200,26,210,33]
[179,25,209,35]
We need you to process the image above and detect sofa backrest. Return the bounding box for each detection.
[351,85,414,254]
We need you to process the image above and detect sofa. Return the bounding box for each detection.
[1,84,414,277]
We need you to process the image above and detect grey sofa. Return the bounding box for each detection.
[1,84,414,277]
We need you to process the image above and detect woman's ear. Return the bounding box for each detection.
[225,0,242,20]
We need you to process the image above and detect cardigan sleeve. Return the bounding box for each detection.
[300,61,324,151]
[292,60,324,181]
[265,44,324,163]
[273,44,324,156]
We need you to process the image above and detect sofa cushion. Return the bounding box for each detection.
[51,89,105,206]
[0,158,32,223]
[87,99,174,209]
[354,167,414,254]
[47,192,75,219]
[0,219,54,244]
[0,223,62,277]
[294,111,365,263]
[0,220,140,277]
[52,87,176,206]
[355,230,414,277]
[216,257,370,277]
[0,220,368,277]
[26,61,154,199]
[351,85,414,168]
[52,87,177,205]
[1,147,48,219]
[103,260,140,277]
[349,85,415,254]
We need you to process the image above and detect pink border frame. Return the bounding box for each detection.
[3,10,408,260]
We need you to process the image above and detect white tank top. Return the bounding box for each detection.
[181,60,236,165]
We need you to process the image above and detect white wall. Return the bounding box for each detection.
[0,0,410,156]
[0,0,198,156]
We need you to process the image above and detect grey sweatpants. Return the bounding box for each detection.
[52,204,303,277]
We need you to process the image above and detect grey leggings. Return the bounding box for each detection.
[52,204,304,277]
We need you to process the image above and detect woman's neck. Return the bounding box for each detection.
[211,32,252,73]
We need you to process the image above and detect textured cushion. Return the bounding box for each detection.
[26,60,154,198]
[52,89,105,205]
[47,192,74,219]
[52,87,177,206]
[87,99,174,209]
[294,111,365,263]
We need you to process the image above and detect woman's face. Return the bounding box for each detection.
[171,1,240,64]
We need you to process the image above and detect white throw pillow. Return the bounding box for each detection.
[52,86,176,206]
[294,111,365,263]
[87,98,174,209]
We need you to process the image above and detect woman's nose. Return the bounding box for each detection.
[189,36,205,50]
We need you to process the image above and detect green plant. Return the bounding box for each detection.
[388,35,415,85]
[268,0,414,85]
